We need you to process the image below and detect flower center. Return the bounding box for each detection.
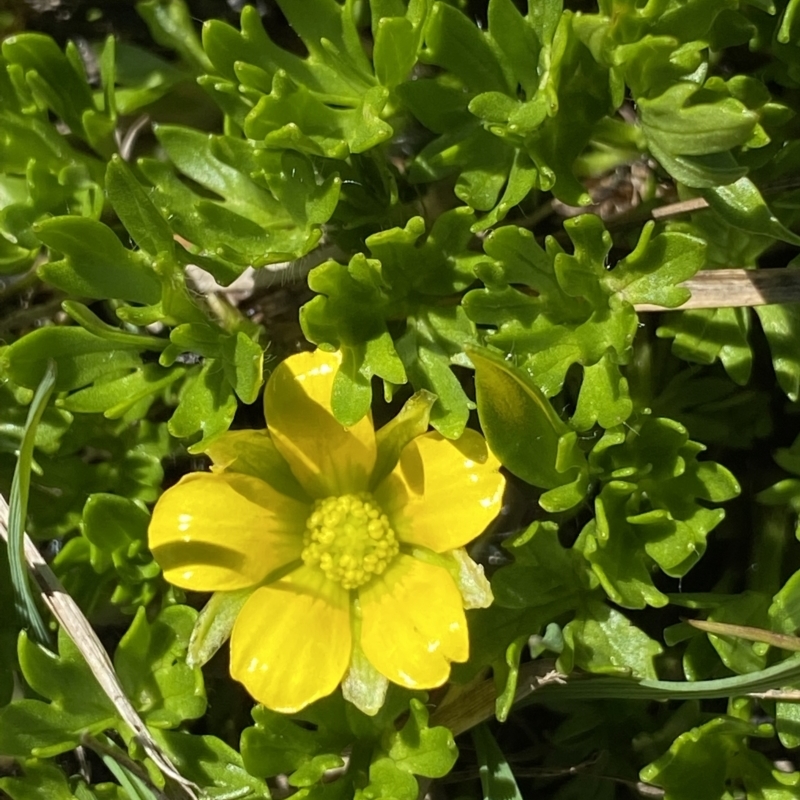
[301,492,399,590]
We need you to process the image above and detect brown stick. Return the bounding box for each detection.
[650,197,709,220]
[634,268,800,312]
[430,661,562,737]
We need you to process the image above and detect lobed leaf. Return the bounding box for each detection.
[576,416,740,609]
[301,210,482,437]
[465,215,704,431]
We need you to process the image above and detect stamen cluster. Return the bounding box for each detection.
[302,492,399,590]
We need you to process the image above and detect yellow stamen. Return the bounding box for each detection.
[301,492,399,590]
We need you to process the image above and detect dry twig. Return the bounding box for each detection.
[634,268,800,312]
[0,494,198,799]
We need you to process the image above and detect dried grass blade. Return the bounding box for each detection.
[0,498,198,799]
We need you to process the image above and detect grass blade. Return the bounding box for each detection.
[472,724,523,800]
[7,359,57,646]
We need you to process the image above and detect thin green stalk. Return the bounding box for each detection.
[7,359,57,646]
[434,655,800,737]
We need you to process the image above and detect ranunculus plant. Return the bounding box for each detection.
[149,350,504,713]
[2,1,800,799]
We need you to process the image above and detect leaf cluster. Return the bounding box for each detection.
[7,0,800,799]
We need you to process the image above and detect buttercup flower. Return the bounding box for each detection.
[148,350,505,714]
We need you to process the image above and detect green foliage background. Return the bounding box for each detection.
[4,0,800,797]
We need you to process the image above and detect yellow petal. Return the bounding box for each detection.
[375,430,505,552]
[203,429,309,502]
[359,555,468,689]
[149,472,308,592]
[264,350,377,497]
[230,566,352,712]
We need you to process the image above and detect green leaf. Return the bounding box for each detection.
[457,521,595,684]
[62,302,167,353]
[0,167,57,250]
[604,222,705,308]
[0,628,116,758]
[771,567,800,636]
[83,493,147,564]
[168,360,238,449]
[640,716,799,800]
[95,750,158,800]
[702,177,800,246]
[470,346,588,509]
[394,307,476,438]
[77,493,161,613]
[202,0,407,159]
[242,708,327,779]
[486,0,541,96]
[703,591,771,675]
[61,362,185,421]
[187,589,250,669]
[2,326,144,392]
[114,605,206,728]
[35,217,161,304]
[12,417,165,550]
[492,521,594,611]
[383,699,458,778]
[570,353,634,431]
[2,34,100,148]
[359,757,417,800]
[0,380,72,458]
[471,724,523,800]
[112,41,188,114]
[153,729,270,799]
[138,127,340,277]
[470,151,540,233]
[99,35,117,121]
[105,156,175,257]
[0,115,105,265]
[277,0,373,77]
[0,236,36,275]
[241,699,350,780]
[203,3,363,97]
[22,416,167,546]
[755,301,800,402]
[777,700,800,750]
[373,16,417,88]
[493,635,527,723]
[163,322,223,363]
[135,0,211,72]
[421,3,509,93]
[404,3,610,217]
[0,759,86,800]
[299,253,392,393]
[658,307,753,386]
[577,417,740,609]
[577,495,670,611]
[365,208,482,297]
[301,210,482,437]
[245,74,392,158]
[650,146,749,189]
[220,331,265,405]
[466,217,693,431]
[560,600,663,678]
[650,367,772,451]
[639,81,760,157]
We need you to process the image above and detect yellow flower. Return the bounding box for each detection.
[148,350,505,714]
